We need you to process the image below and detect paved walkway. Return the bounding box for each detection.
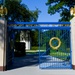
[40,55,71,69]
[0,66,75,75]
[0,54,75,75]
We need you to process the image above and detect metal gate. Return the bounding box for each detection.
[7,22,72,69]
[39,22,72,69]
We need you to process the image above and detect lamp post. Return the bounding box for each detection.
[70,6,75,17]
[0,0,7,17]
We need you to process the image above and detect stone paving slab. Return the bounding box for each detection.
[0,54,74,75]
[0,66,75,75]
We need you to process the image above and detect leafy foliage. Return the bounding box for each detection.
[46,0,75,21]
[31,30,39,46]
[5,0,40,44]
[5,0,40,22]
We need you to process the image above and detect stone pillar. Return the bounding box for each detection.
[0,18,7,71]
[70,17,75,70]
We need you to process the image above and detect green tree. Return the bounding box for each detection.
[46,0,74,21]
[5,0,40,44]
[31,30,39,46]
[5,0,40,22]
[10,0,22,3]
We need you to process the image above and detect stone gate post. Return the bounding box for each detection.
[70,17,75,69]
[0,18,7,71]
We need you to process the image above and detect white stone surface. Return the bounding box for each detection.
[0,18,7,66]
[25,40,30,50]
[20,31,30,50]
[70,17,75,65]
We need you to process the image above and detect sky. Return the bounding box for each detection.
[21,0,60,22]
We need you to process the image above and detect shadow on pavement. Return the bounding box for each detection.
[7,53,39,70]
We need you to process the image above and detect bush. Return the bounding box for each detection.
[31,46,38,50]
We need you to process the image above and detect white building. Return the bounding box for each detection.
[20,30,31,50]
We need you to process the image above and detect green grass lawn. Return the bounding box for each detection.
[26,46,70,60]
[50,50,70,60]
[26,49,45,55]
[26,50,45,52]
